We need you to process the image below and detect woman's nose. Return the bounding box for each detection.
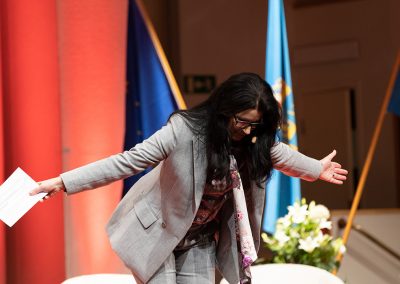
[242,126,252,135]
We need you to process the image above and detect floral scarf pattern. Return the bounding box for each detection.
[230,156,257,283]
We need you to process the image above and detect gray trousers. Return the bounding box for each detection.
[133,239,216,284]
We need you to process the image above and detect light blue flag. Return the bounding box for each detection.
[388,69,400,116]
[123,0,185,196]
[262,0,301,233]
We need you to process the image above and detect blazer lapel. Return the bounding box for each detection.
[192,136,207,211]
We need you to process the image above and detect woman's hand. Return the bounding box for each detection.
[29,177,66,201]
[319,150,348,184]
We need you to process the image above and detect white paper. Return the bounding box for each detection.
[0,168,47,227]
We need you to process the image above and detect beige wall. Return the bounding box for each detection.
[285,0,399,209]
[144,0,399,209]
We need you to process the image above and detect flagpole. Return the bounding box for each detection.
[336,51,400,266]
[134,0,187,110]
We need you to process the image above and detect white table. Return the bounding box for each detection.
[220,264,344,284]
[62,274,136,284]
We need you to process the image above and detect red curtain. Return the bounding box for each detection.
[58,0,129,276]
[0,0,129,282]
[1,1,65,283]
[0,3,6,283]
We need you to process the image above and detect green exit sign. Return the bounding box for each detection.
[184,75,216,94]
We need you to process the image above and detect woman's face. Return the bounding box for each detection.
[229,108,262,141]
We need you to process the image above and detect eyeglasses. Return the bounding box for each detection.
[233,115,262,130]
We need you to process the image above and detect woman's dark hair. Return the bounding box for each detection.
[172,72,281,186]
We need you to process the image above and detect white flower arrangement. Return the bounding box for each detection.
[262,199,346,272]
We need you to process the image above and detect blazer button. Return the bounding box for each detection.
[161,222,167,228]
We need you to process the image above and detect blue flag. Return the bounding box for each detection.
[388,70,400,116]
[123,0,185,196]
[262,0,300,233]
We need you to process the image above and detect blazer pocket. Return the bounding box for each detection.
[134,198,158,229]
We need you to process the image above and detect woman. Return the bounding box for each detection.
[31,73,347,284]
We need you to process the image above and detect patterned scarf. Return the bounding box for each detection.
[230,156,257,283]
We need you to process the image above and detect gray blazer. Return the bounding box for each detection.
[61,115,322,284]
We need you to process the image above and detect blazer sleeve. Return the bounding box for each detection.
[271,142,322,181]
[60,114,187,194]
